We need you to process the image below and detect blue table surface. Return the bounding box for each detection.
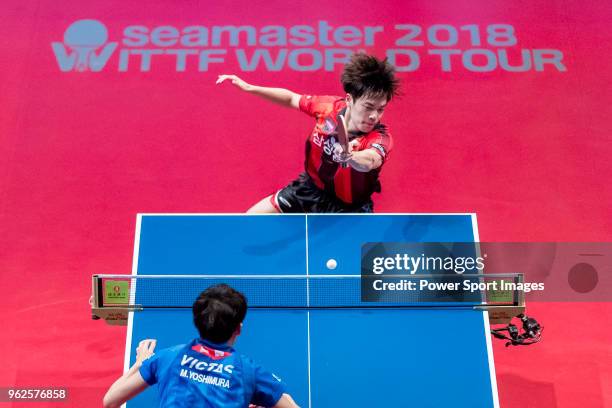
[126,214,497,408]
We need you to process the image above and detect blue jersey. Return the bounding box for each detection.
[139,338,286,407]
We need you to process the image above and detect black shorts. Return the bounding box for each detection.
[272,173,374,213]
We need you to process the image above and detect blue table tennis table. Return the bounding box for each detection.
[125,214,498,408]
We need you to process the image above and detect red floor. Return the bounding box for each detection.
[2,1,612,406]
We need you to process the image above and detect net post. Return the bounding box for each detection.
[478,273,526,324]
[91,275,141,326]
[91,275,101,317]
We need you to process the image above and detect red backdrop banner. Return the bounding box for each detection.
[1,1,611,406]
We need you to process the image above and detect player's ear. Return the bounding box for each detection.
[345,94,353,105]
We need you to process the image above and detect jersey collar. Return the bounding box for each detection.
[195,338,235,353]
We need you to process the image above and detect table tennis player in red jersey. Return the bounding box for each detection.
[217,53,400,213]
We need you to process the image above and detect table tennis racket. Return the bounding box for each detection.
[336,113,350,168]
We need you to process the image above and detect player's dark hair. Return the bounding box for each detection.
[192,284,247,344]
[341,53,400,101]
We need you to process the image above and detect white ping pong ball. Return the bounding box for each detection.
[326,259,337,270]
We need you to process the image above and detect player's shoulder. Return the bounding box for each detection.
[300,94,344,113]
[166,343,189,353]
[374,122,390,134]
[154,343,189,360]
[362,122,393,159]
[366,122,392,139]
[299,94,344,119]
[234,352,256,368]
[233,353,268,375]
[139,342,187,377]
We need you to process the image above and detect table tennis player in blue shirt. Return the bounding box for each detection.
[103,284,300,408]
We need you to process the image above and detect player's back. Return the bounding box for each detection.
[140,338,284,407]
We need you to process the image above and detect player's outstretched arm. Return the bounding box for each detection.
[103,339,156,408]
[273,393,301,408]
[348,148,383,172]
[216,75,300,109]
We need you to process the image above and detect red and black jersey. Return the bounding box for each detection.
[299,94,393,205]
